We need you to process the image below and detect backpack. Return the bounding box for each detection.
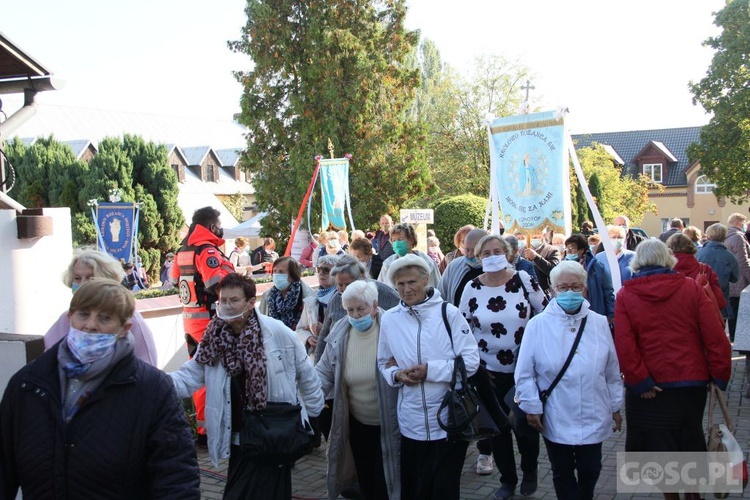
[250,246,264,266]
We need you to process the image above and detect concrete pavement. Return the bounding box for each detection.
[197,354,750,499]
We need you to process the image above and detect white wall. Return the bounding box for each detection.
[0,208,73,336]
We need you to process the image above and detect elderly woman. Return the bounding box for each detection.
[349,236,383,280]
[459,235,547,497]
[595,225,637,283]
[615,240,732,499]
[228,236,252,271]
[378,254,479,500]
[259,256,315,330]
[439,224,475,273]
[44,248,158,366]
[316,281,400,500]
[697,223,739,320]
[297,254,340,358]
[1,279,199,498]
[515,262,623,500]
[170,273,324,499]
[667,233,726,315]
[378,223,441,289]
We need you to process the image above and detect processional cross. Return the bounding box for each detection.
[521,80,535,102]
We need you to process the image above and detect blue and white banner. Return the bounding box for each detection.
[488,110,570,235]
[95,203,138,263]
[319,158,352,231]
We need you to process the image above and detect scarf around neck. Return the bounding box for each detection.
[268,280,302,329]
[195,312,267,411]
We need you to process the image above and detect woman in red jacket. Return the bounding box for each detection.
[614,239,732,499]
[667,232,726,314]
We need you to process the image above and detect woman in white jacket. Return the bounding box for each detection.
[170,273,324,500]
[378,254,480,500]
[514,261,623,500]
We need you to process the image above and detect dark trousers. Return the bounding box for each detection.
[225,445,291,500]
[349,415,388,500]
[477,371,539,485]
[544,439,602,500]
[729,297,740,342]
[400,435,468,500]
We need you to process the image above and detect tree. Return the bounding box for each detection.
[409,47,533,205]
[688,0,750,203]
[432,193,487,249]
[588,172,603,222]
[231,0,433,243]
[223,192,247,222]
[573,144,657,225]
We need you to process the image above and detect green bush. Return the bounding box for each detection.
[432,194,488,251]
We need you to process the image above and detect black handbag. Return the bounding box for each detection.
[240,402,312,465]
[437,303,509,441]
[504,315,587,438]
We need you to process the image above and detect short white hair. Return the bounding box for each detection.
[62,248,125,288]
[607,225,626,239]
[341,280,378,308]
[630,239,676,273]
[550,261,587,289]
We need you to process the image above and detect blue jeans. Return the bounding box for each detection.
[543,439,602,500]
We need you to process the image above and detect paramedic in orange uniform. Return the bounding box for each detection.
[171,206,234,441]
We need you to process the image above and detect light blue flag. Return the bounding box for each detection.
[319,158,350,231]
[489,110,570,235]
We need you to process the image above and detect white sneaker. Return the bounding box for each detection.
[476,454,494,475]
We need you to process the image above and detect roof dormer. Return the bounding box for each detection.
[634,140,678,184]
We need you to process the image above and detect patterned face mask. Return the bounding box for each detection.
[66,327,118,364]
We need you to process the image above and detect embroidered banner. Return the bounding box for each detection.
[96,203,138,263]
[319,158,350,231]
[489,110,570,235]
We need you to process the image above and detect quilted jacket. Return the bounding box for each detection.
[0,343,200,500]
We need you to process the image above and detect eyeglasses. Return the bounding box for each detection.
[317,267,332,275]
[555,285,584,293]
[219,297,247,306]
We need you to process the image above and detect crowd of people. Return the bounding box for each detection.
[0,205,742,500]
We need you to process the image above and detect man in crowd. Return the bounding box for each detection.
[724,213,750,342]
[373,214,394,260]
[171,206,234,443]
[612,214,646,251]
[251,237,279,273]
[658,217,684,243]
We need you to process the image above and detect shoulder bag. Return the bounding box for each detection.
[240,401,313,466]
[437,302,509,441]
[707,383,747,498]
[504,315,587,439]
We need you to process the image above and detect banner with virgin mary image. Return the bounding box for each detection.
[488,110,571,236]
[319,158,351,231]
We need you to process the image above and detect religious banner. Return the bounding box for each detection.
[95,202,138,263]
[319,157,352,231]
[488,110,570,235]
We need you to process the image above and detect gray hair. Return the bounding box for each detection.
[475,234,508,257]
[727,213,746,227]
[62,248,126,288]
[388,253,430,284]
[331,254,367,280]
[550,261,587,289]
[607,225,626,239]
[341,280,378,308]
[317,254,341,268]
[630,239,676,273]
[504,234,520,251]
[705,223,728,242]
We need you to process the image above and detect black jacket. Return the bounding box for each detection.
[0,344,200,500]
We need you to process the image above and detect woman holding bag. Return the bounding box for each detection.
[515,261,623,500]
[458,234,547,499]
[170,273,324,499]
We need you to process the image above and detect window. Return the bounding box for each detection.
[695,175,716,194]
[643,163,662,183]
[206,164,215,182]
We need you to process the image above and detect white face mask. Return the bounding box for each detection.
[612,239,624,252]
[482,254,509,273]
[216,302,249,322]
[530,239,543,249]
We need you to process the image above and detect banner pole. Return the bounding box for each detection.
[285,158,322,257]
[567,136,622,292]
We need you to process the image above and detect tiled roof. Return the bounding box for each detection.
[573,126,702,187]
[216,148,241,167]
[181,146,211,166]
[62,139,94,160]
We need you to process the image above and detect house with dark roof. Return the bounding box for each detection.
[572,126,745,237]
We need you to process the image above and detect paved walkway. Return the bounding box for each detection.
[197,354,750,499]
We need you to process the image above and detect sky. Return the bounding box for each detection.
[2,0,725,134]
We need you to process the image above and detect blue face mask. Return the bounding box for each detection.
[348,314,374,332]
[556,291,585,312]
[465,256,479,266]
[564,253,579,261]
[71,282,80,294]
[273,273,290,291]
[66,327,119,364]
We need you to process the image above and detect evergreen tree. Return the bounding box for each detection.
[689,0,750,202]
[230,0,433,240]
[588,172,603,221]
